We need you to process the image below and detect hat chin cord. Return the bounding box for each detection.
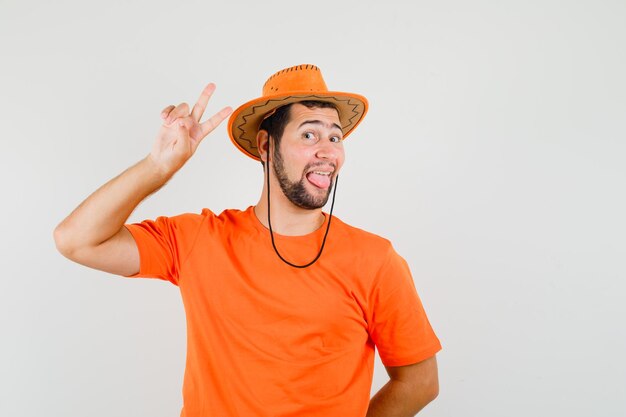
[265,136,338,268]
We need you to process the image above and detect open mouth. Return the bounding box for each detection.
[305,170,333,189]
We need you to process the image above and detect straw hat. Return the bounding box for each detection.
[227,64,368,161]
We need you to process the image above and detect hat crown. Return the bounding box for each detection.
[262,64,328,96]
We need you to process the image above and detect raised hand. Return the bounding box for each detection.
[149,83,232,177]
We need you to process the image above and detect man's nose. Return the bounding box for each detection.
[315,138,341,160]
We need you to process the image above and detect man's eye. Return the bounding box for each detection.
[303,132,316,140]
[330,136,342,143]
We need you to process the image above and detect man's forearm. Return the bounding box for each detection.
[366,378,437,417]
[54,155,171,252]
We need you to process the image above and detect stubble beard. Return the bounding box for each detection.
[271,147,334,210]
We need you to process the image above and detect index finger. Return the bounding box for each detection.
[190,83,216,122]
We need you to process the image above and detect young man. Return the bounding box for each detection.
[54,64,442,417]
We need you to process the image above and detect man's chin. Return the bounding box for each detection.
[291,199,328,210]
[305,184,333,206]
[290,191,331,210]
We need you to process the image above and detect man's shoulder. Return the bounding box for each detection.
[150,207,249,228]
[331,215,393,252]
[209,206,254,226]
[172,206,249,220]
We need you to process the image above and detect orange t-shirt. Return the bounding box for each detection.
[124,206,441,417]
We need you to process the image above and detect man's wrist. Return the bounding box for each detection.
[143,154,174,185]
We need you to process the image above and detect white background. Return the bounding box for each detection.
[1,0,624,416]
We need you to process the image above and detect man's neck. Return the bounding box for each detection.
[254,196,325,237]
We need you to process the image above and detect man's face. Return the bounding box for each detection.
[270,103,345,210]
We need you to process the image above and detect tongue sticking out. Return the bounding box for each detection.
[306,172,331,189]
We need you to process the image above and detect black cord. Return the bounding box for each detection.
[266,137,337,268]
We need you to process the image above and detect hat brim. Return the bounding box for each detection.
[228,91,368,161]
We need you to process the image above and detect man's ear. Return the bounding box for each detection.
[256,129,270,164]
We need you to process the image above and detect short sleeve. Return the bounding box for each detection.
[366,244,442,367]
[123,212,205,286]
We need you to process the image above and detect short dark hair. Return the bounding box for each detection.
[258,100,339,166]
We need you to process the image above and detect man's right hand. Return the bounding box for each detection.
[54,83,232,277]
[149,83,232,177]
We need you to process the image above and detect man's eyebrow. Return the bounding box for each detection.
[298,120,343,133]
